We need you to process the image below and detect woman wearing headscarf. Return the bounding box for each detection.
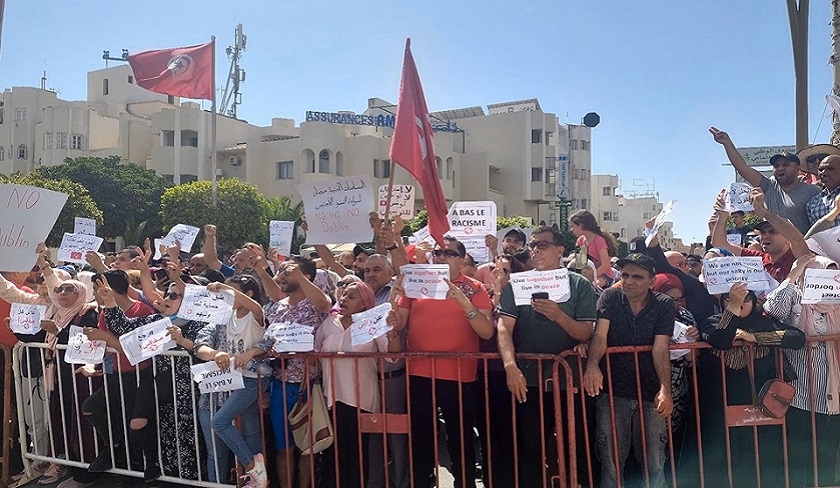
[315,281,401,488]
[764,253,840,487]
[698,282,805,488]
[651,274,699,441]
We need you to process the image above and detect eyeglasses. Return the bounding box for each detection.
[53,285,77,294]
[164,292,182,300]
[432,249,461,258]
[527,241,556,251]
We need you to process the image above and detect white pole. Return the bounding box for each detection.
[210,36,218,205]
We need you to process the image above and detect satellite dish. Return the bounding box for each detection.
[583,112,600,128]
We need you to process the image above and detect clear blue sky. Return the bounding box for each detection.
[0,1,834,244]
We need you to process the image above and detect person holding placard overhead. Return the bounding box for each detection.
[710,127,819,234]
[389,236,493,488]
[497,225,597,487]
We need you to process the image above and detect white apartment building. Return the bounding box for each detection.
[1,66,593,226]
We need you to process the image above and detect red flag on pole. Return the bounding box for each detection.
[127,42,214,100]
[389,38,450,245]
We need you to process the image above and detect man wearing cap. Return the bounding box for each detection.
[807,154,840,228]
[476,228,527,288]
[583,253,674,488]
[710,127,819,234]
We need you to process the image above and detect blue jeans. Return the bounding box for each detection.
[595,394,668,488]
[199,377,267,482]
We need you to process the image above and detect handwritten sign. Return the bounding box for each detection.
[161,224,200,252]
[64,325,106,364]
[74,217,96,236]
[0,184,69,271]
[297,176,374,245]
[412,225,433,245]
[56,232,104,264]
[806,226,840,264]
[725,182,754,213]
[10,303,46,334]
[350,302,392,346]
[645,200,676,246]
[702,256,770,295]
[269,220,295,257]
[152,238,164,260]
[190,361,245,393]
[726,234,744,247]
[118,317,177,366]
[378,184,415,219]
[508,268,571,306]
[447,201,497,238]
[267,322,315,352]
[177,285,234,324]
[802,269,840,304]
[401,264,450,299]
[671,321,693,360]
[460,237,490,263]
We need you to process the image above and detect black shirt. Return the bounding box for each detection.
[597,287,674,400]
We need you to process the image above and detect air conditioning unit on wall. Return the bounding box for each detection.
[229,156,241,166]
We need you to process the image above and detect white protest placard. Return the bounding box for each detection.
[177,284,234,324]
[806,226,840,264]
[190,361,245,393]
[726,234,744,247]
[412,225,433,244]
[508,268,571,306]
[74,217,96,236]
[725,182,754,213]
[0,184,69,271]
[801,269,840,304]
[702,256,770,295]
[152,238,164,260]
[269,220,295,257]
[9,303,45,334]
[401,264,450,299]
[267,322,315,353]
[645,200,676,246]
[64,325,106,364]
[297,176,374,245]
[378,184,415,219]
[56,232,104,264]
[161,224,201,252]
[460,237,490,263]
[671,321,693,360]
[350,302,392,346]
[447,201,497,238]
[118,316,177,366]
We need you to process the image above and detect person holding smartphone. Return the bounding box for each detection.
[496,226,597,487]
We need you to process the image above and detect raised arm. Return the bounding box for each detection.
[202,224,224,272]
[710,127,764,187]
[207,282,264,326]
[750,187,811,258]
[313,245,349,278]
[804,194,840,239]
[710,190,742,255]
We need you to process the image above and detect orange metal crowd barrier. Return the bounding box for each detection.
[8,340,840,488]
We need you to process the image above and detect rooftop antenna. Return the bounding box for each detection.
[40,71,46,90]
[219,23,246,119]
[102,49,129,68]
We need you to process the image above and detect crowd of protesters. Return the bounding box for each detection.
[2,127,840,488]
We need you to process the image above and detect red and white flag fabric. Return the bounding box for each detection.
[389,38,450,245]
[127,42,214,100]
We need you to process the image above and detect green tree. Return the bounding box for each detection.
[0,173,103,247]
[35,156,171,239]
[265,196,305,254]
[160,178,269,253]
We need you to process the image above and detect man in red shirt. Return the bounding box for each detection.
[391,236,494,488]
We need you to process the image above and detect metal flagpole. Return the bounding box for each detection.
[210,36,218,206]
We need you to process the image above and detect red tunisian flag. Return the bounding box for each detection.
[127,42,214,100]
[389,38,450,245]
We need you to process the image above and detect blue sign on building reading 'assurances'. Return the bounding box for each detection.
[305,111,461,133]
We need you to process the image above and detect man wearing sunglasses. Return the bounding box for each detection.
[391,236,493,488]
[497,225,597,486]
